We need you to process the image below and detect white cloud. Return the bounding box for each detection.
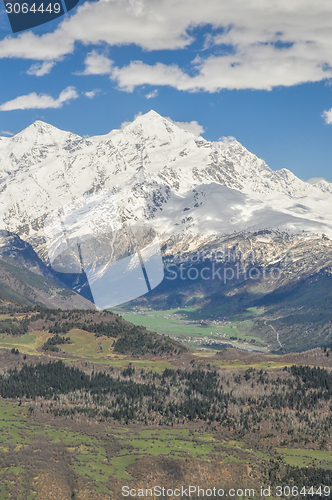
[220,136,237,143]
[307,177,327,184]
[60,0,193,51]
[1,0,332,91]
[85,89,99,98]
[203,33,214,51]
[120,120,131,129]
[0,86,78,111]
[27,61,55,76]
[0,30,74,60]
[110,61,189,92]
[120,111,142,129]
[0,130,14,136]
[109,42,332,92]
[82,51,113,75]
[322,108,332,124]
[166,117,205,135]
[145,89,158,99]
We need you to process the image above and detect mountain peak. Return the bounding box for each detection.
[130,110,166,127]
[31,119,50,127]
[11,120,80,146]
[121,110,197,144]
[143,110,162,118]
[17,120,58,134]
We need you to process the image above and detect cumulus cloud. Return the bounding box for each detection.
[2,0,332,91]
[0,30,74,60]
[322,108,332,124]
[110,61,189,92]
[82,51,113,75]
[120,120,132,129]
[27,61,55,76]
[307,177,327,184]
[120,111,142,129]
[145,89,158,99]
[0,86,78,111]
[109,43,332,92]
[220,136,237,143]
[85,89,100,98]
[166,117,205,135]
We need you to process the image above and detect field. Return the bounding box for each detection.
[208,357,296,370]
[277,448,332,470]
[114,306,268,351]
[1,392,331,499]
[0,399,272,499]
[0,326,329,374]
[0,329,174,373]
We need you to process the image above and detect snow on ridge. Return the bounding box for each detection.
[1,110,332,249]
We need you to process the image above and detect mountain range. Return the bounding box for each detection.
[1,110,332,350]
[1,110,332,256]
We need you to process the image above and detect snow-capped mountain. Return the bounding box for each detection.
[1,110,332,263]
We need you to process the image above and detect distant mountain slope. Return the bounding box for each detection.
[0,230,57,278]
[0,259,95,309]
[0,255,94,310]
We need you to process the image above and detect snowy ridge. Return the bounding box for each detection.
[1,110,332,260]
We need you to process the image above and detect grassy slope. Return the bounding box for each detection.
[0,392,331,499]
[0,399,272,499]
[0,329,174,373]
[0,259,93,309]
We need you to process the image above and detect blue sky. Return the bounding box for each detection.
[0,0,332,182]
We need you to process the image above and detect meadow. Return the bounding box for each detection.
[0,329,174,373]
[115,306,267,350]
[0,399,271,499]
[0,393,330,500]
